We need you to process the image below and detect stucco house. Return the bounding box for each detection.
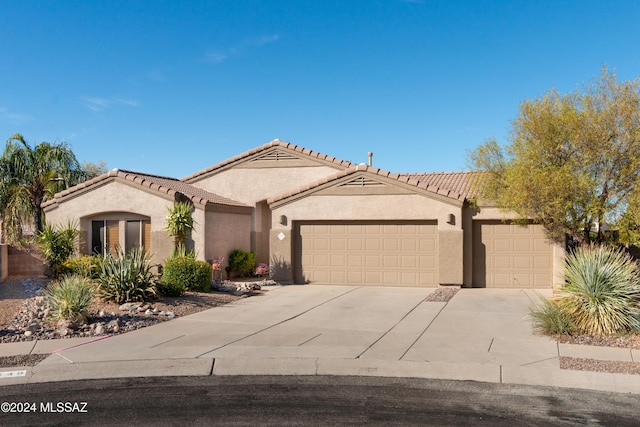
[42,140,564,288]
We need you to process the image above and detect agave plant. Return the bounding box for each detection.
[96,246,157,303]
[556,245,640,335]
[45,274,95,324]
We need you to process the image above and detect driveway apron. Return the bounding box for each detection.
[40,285,557,370]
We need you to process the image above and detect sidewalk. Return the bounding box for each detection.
[1,285,639,394]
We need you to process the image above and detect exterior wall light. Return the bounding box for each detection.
[447,213,456,225]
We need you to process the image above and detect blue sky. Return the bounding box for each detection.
[2,1,639,178]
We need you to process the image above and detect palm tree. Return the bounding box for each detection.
[1,133,84,243]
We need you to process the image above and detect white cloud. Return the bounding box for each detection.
[82,96,139,112]
[203,33,281,64]
[254,34,280,46]
[0,106,33,124]
[204,52,229,64]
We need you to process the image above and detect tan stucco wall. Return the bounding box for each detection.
[192,166,342,206]
[272,194,462,230]
[43,180,177,264]
[193,165,341,261]
[270,193,464,285]
[204,208,252,266]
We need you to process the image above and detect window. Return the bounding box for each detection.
[126,220,151,253]
[91,219,150,256]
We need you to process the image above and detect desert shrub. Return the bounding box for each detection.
[45,274,95,324]
[555,245,640,335]
[156,279,187,297]
[530,295,576,335]
[228,248,256,276]
[96,247,157,303]
[36,221,80,278]
[162,255,212,293]
[58,255,101,279]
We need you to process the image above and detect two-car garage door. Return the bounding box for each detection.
[295,221,437,286]
[293,220,554,288]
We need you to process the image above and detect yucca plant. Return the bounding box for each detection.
[45,274,95,324]
[96,246,157,303]
[166,201,195,253]
[556,245,640,335]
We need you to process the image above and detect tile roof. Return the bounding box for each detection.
[267,165,484,205]
[398,171,486,200]
[181,139,353,182]
[42,169,248,209]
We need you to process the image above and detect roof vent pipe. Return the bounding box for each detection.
[368,152,373,167]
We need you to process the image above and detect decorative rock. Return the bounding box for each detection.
[24,331,32,338]
[94,323,105,335]
[165,311,175,319]
[152,308,159,314]
[145,309,153,315]
[26,324,40,333]
[119,303,140,311]
[98,310,106,317]
[57,319,76,330]
[57,328,69,337]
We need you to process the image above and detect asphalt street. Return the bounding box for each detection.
[0,376,638,426]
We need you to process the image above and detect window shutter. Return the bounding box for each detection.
[107,220,119,256]
[143,221,151,251]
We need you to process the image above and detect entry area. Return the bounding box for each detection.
[294,221,438,286]
[472,221,553,288]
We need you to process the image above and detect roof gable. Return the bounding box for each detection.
[42,169,248,210]
[267,165,471,208]
[182,139,352,183]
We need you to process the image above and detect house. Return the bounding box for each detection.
[42,140,565,288]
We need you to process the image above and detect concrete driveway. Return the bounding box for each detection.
[5,285,640,393]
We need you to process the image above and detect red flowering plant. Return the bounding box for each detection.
[255,263,269,277]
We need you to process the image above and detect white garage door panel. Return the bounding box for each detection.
[297,221,437,286]
[473,221,553,288]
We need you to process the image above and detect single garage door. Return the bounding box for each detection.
[473,221,553,288]
[295,221,437,286]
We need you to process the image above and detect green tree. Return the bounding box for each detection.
[0,134,84,244]
[469,67,640,245]
[81,160,108,178]
[165,201,195,252]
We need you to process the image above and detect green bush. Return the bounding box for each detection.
[228,248,256,276]
[36,221,80,278]
[58,255,101,279]
[45,275,95,324]
[156,279,187,297]
[556,245,640,335]
[530,295,576,335]
[162,255,212,293]
[96,247,157,303]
